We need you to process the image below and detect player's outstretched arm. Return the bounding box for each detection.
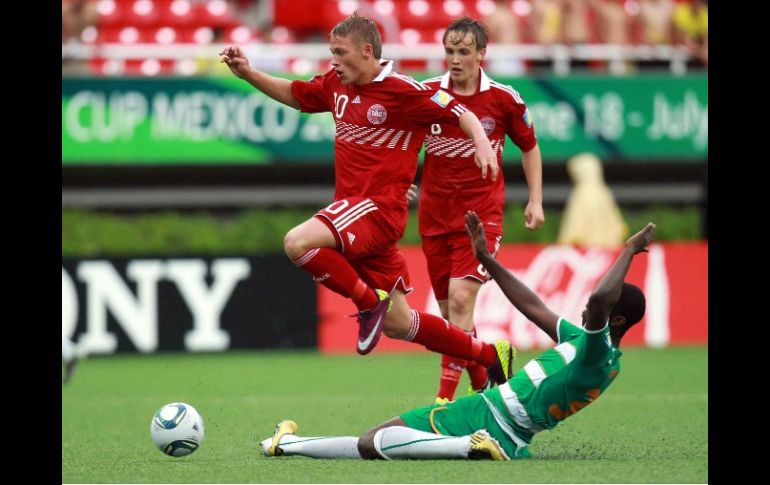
[465,211,560,342]
[521,144,544,230]
[458,111,498,182]
[220,45,300,109]
[584,223,656,331]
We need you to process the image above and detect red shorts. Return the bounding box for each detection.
[421,230,502,301]
[315,197,412,294]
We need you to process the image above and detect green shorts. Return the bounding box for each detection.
[400,393,530,459]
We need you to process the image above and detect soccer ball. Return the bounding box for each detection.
[150,402,205,457]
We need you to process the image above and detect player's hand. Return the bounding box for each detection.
[465,211,490,260]
[219,45,251,78]
[625,223,656,254]
[474,142,498,182]
[406,184,418,204]
[524,201,545,230]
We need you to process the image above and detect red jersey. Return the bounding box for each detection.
[418,69,537,236]
[291,60,468,232]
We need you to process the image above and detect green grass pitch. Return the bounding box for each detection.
[62,347,707,483]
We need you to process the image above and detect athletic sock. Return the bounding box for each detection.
[436,354,467,400]
[293,248,378,310]
[373,426,470,459]
[272,435,361,459]
[466,328,490,390]
[406,311,497,367]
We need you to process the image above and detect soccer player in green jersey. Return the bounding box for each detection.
[259,212,656,460]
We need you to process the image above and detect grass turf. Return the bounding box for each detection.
[62,347,707,483]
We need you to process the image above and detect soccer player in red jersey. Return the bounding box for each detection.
[220,13,514,382]
[418,18,544,403]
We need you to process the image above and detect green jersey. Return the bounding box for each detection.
[485,318,622,445]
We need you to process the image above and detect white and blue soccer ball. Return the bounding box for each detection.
[150,402,205,457]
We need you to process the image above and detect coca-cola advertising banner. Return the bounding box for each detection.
[318,243,708,353]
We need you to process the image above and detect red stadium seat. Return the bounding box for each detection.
[396,0,454,29]
[274,0,340,40]
[121,0,162,26]
[95,0,126,27]
[160,0,198,26]
[225,26,256,44]
[192,0,240,29]
[153,26,178,44]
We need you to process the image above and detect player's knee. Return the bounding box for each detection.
[358,429,380,459]
[283,228,307,259]
[448,288,474,317]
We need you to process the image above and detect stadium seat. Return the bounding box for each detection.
[122,0,162,26]
[161,0,198,26]
[274,0,340,41]
[95,0,126,27]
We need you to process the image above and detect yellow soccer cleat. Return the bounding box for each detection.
[375,289,394,312]
[262,420,298,457]
[486,340,517,385]
[466,379,494,396]
[468,429,510,461]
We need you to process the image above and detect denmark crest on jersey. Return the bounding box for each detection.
[367,104,388,124]
[480,116,496,135]
[430,90,454,108]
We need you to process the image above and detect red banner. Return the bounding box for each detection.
[318,243,708,353]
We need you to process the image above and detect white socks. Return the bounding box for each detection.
[264,427,473,460]
[373,426,470,460]
[269,435,362,459]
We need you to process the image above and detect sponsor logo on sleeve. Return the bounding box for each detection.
[430,90,455,108]
[523,108,533,128]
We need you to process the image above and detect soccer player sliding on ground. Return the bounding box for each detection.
[259,212,655,460]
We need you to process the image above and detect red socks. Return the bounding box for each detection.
[407,311,497,367]
[436,355,466,400]
[436,328,490,400]
[293,248,378,310]
[466,327,491,391]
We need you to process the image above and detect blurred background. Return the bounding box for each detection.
[61,0,707,358]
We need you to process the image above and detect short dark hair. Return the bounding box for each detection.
[330,12,382,59]
[611,283,646,328]
[443,16,489,50]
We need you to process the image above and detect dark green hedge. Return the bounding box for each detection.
[62,205,703,256]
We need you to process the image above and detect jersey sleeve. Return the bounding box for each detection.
[578,321,613,367]
[556,318,583,344]
[401,84,466,127]
[500,87,537,152]
[291,72,332,113]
